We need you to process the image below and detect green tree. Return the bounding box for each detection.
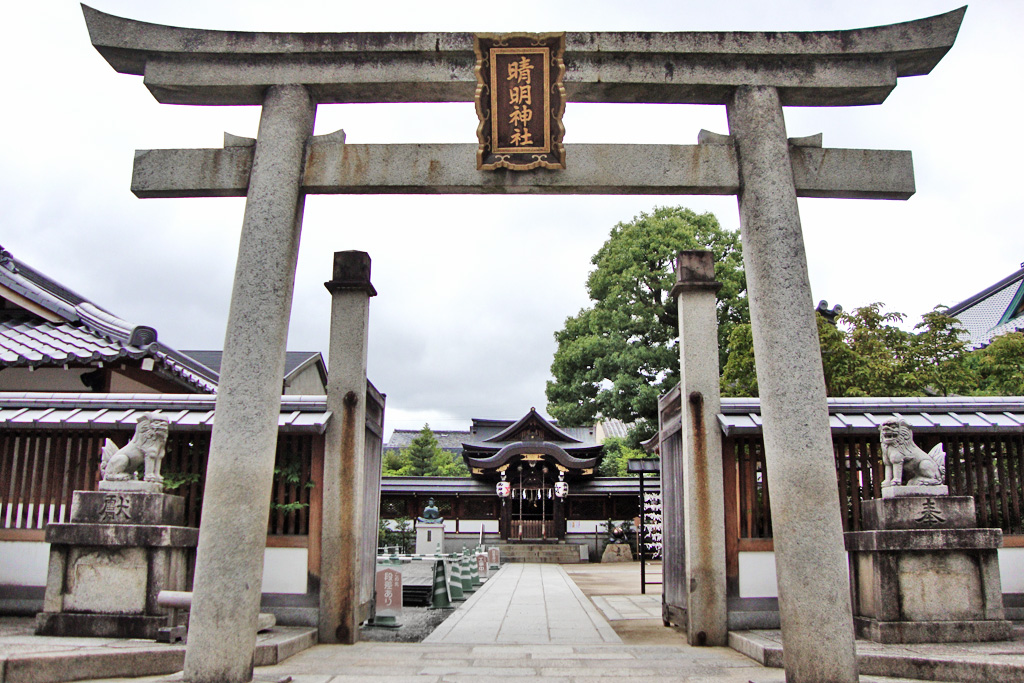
[404,424,439,476]
[598,437,650,477]
[382,424,471,477]
[722,302,980,398]
[546,206,747,429]
[840,303,915,396]
[816,313,860,396]
[967,331,1024,395]
[911,306,974,397]
[378,517,413,553]
[723,314,860,397]
[721,323,758,397]
[429,449,470,477]
[381,449,410,477]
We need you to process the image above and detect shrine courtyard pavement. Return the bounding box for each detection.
[4,562,1024,682]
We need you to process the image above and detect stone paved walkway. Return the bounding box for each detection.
[425,563,620,645]
[3,563,1019,682]
[591,595,662,621]
[251,641,778,682]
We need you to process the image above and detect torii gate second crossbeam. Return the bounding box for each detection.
[83,7,965,683]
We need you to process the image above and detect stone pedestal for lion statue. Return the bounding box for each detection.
[844,420,1011,643]
[35,414,198,639]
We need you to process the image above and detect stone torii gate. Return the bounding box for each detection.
[83,6,963,683]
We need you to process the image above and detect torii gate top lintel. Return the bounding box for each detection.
[82,4,965,107]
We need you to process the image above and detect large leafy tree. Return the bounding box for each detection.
[598,437,652,477]
[546,206,747,430]
[722,303,978,398]
[835,303,916,396]
[910,307,976,397]
[966,331,1024,395]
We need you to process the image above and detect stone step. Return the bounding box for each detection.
[0,626,316,683]
[496,544,585,564]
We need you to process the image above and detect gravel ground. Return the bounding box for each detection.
[360,606,455,642]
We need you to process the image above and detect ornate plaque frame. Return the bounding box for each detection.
[475,33,566,171]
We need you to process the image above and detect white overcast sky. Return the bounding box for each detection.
[2,2,1020,439]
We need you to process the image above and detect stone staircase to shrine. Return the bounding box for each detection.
[497,543,586,564]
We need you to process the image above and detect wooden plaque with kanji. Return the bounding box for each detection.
[475,33,566,171]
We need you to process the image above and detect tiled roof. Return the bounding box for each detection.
[180,350,324,384]
[717,396,1024,436]
[559,426,598,444]
[945,265,1024,349]
[596,418,630,441]
[386,429,470,451]
[0,247,217,392]
[151,349,218,393]
[466,410,599,448]
[0,319,148,366]
[0,393,330,433]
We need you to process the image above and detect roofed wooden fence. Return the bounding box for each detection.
[655,391,1024,600]
[0,429,318,541]
[727,431,1024,542]
[0,392,385,556]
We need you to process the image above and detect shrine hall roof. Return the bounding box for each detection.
[464,409,599,450]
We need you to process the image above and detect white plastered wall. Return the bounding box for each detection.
[0,541,50,586]
[998,548,1024,593]
[740,548,1024,598]
[1,542,310,594]
[261,547,308,594]
[454,520,498,534]
[739,551,779,598]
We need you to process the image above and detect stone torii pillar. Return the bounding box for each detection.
[82,7,964,683]
[181,84,315,683]
[728,86,858,681]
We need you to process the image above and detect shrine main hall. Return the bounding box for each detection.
[381,409,649,555]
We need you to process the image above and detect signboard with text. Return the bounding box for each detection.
[375,567,402,618]
[488,546,501,570]
[476,552,489,579]
[475,33,566,171]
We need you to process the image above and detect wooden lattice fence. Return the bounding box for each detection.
[729,432,1024,539]
[0,429,317,537]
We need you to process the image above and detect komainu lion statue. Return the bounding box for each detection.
[879,419,945,487]
[101,413,170,484]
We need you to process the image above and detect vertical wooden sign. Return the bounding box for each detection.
[375,566,402,618]
[488,546,501,570]
[475,33,566,171]
[475,552,489,579]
